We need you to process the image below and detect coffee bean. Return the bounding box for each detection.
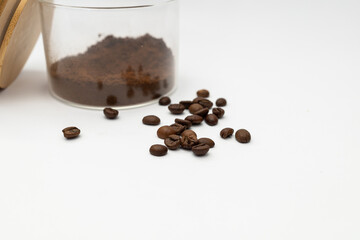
[152,93,162,100]
[220,128,234,139]
[175,118,192,129]
[189,103,203,114]
[157,126,177,139]
[164,135,181,150]
[181,129,197,138]
[62,127,81,139]
[198,138,215,148]
[216,98,227,107]
[185,115,203,125]
[159,96,171,106]
[103,108,118,119]
[170,123,185,135]
[168,104,185,114]
[106,95,117,105]
[193,97,205,104]
[235,129,251,143]
[149,144,168,156]
[142,115,160,125]
[198,99,213,109]
[180,134,198,150]
[194,108,209,118]
[180,130,198,149]
[179,100,193,109]
[205,114,218,126]
[192,143,210,156]
[212,107,225,118]
[196,89,210,98]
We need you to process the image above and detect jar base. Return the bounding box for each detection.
[49,85,177,110]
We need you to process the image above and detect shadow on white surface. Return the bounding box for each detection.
[0,70,49,102]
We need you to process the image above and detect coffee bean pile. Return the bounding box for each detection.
[61,90,252,157]
[144,89,251,157]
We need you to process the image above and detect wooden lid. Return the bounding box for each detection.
[0,0,21,45]
[0,0,41,88]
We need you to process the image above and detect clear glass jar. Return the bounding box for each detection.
[39,0,178,109]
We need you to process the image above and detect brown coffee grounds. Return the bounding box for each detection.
[49,34,175,107]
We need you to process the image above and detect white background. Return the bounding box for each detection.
[1,0,360,239]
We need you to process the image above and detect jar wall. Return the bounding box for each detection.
[39,0,178,108]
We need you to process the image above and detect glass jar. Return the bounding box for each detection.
[39,0,178,109]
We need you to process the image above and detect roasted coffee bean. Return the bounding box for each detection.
[185,115,203,125]
[181,129,197,138]
[180,130,198,149]
[103,108,118,119]
[170,123,186,135]
[235,129,251,143]
[180,135,198,150]
[205,114,218,126]
[168,104,185,114]
[220,128,234,139]
[179,100,193,109]
[216,98,227,107]
[193,97,205,104]
[198,138,215,148]
[157,126,177,139]
[149,144,168,156]
[196,89,210,98]
[194,108,209,118]
[175,118,192,129]
[198,99,213,109]
[189,103,203,114]
[212,107,225,118]
[159,96,171,106]
[106,95,117,105]
[62,127,81,139]
[192,143,210,156]
[142,115,160,125]
[164,135,181,150]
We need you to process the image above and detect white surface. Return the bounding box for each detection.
[1,0,360,239]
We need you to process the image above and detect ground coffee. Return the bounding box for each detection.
[50,34,175,107]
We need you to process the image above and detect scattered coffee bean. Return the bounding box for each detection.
[164,135,181,150]
[180,133,198,150]
[198,138,215,148]
[181,129,197,138]
[103,108,118,119]
[185,115,203,125]
[196,89,210,98]
[62,127,81,139]
[159,96,171,106]
[192,143,210,156]
[175,118,192,129]
[170,123,186,135]
[142,115,161,126]
[179,100,193,109]
[189,103,203,114]
[220,128,234,139]
[198,99,213,109]
[205,114,218,126]
[157,126,177,139]
[235,129,251,143]
[168,104,185,114]
[193,97,205,104]
[216,98,227,107]
[212,107,225,118]
[149,144,168,156]
[194,108,209,118]
[180,130,198,149]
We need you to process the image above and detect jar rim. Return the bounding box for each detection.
[38,0,176,9]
